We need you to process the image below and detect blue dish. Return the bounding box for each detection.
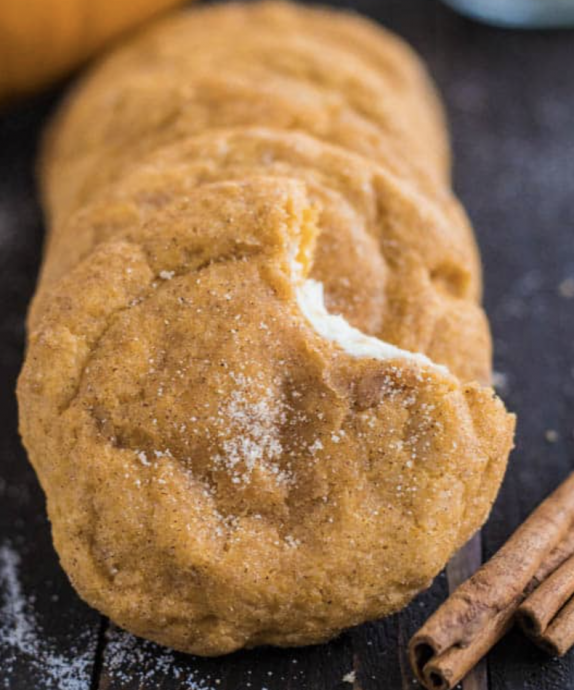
[441,0,574,28]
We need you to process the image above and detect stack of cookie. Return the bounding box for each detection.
[18,1,514,656]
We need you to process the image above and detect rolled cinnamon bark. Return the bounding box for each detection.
[416,532,574,690]
[526,529,574,594]
[534,596,574,656]
[409,473,574,690]
[518,553,574,638]
[421,608,514,690]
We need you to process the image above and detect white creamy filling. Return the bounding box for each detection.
[296,279,449,375]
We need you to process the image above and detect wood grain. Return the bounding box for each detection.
[427,10,574,690]
[1,1,574,689]
[447,537,488,690]
[0,92,103,690]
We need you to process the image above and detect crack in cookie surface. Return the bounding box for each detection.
[19,1,514,657]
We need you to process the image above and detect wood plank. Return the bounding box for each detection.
[3,2,574,689]
[96,581,452,690]
[431,9,574,690]
[383,5,492,689]
[447,537,488,690]
[0,92,103,690]
[97,622,356,690]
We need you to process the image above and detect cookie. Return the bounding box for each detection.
[19,179,513,655]
[42,3,449,223]
[19,1,514,656]
[34,128,487,382]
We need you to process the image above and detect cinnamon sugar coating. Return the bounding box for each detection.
[18,1,514,655]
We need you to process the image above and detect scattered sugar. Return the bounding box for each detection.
[104,626,216,688]
[0,543,94,690]
[137,450,151,466]
[342,670,356,683]
[308,439,323,454]
[159,270,175,280]
[213,375,290,486]
[284,535,300,549]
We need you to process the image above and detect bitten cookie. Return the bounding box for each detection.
[18,1,514,656]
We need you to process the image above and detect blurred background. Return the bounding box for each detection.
[444,0,574,28]
[2,0,574,106]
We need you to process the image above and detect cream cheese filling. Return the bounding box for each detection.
[296,279,449,375]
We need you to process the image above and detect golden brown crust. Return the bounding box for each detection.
[33,128,487,382]
[18,1,514,656]
[41,1,451,224]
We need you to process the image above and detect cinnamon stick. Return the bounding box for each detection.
[420,607,514,690]
[525,528,574,595]
[517,543,574,656]
[421,532,574,688]
[518,553,574,637]
[533,595,574,656]
[409,472,574,690]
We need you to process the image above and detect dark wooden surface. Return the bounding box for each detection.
[1,1,574,688]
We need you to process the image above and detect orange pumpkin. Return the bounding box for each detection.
[0,0,186,101]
